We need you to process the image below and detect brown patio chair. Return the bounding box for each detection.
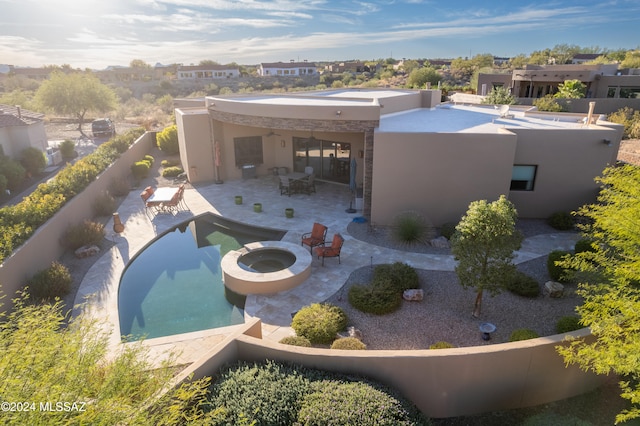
[301,222,328,253]
[162,187,184,213]
[314,233,344,266]
[141,188,161,213]
[279,175,291,196]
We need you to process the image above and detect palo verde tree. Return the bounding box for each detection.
[482,86,516,105]
[35,71,117,135]
[0,291,222,425]
[554,79,586,99]
[451,195,523,317]
[556,164,640,424]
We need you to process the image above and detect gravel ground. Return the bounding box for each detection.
[330,219,582,349]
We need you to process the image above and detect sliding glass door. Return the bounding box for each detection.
[293,137,351,184]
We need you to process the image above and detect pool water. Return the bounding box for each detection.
[238,249,296,273]
[118,213,285,341]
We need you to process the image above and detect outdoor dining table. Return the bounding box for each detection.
[147,187,180,212]
[285,172,309,194]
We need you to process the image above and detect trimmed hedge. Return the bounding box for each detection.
[509,329,540,342]
[161,166,184,177]
[556,315,583,334]
[429,341,455,349]
[279,336,312,347]
[547,211,574,230]
[348,280,402,315]
[373,262,419,292]
[291,303,347,345]
[331,337,367,350]
[547,250,571,282]
[506,271,540,298]
[208,361,429,426]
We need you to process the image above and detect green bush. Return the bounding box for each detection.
[28,261,72,300]
[429,341,455,349]
[93,191,116,216]
[392,211,430,244]
[109,177,130,197]
[209,360,310,426]
[547,211,574,230]
[0,157,26,190]
[0,174,7,195]
[298,380,421,426]
[131,161,150,180]
[439,222,457,240]
[373,262,419,292]
[291,303,347,344]
[59,139,76,158]
[331,337,367,350]
[161,159,176,167]
[61,220,106,250]
[547,250,571,282]
[574,238,596,254]
[161,166,184,177]
[509,328,540,341]
[506,271,540,297]
[522,412,591,426]
[533,94,566,112]
[556,315,583,334]
[156,124,179,154]
[348,280,402,315]
[21,146,47,175]
[143,154,154,165]
[279,336,312,347]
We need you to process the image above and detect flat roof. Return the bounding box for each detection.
[378,104,594,133]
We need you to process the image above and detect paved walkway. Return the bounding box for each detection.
[74,176,580,365]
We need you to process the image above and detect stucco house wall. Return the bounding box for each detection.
[371,131,518,226]
[176,108,216,183]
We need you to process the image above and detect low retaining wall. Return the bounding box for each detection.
[179,323,603,419]
[0,132,154,308]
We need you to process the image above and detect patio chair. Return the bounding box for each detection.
[301,222,328,253]
[279,176,291,196]
[314,233,344,266]
[304,166,314,175]
[303,173,316,194]
[162,185,186,213]
[140,188,161,213]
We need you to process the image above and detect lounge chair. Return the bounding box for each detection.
[301,222,328,253]
[314,233,344,265]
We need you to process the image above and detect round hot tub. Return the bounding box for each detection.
[221,241,312,295]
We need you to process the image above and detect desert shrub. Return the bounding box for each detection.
[209,360,310,425]
[506,271,540,297]
[21,146,47,175]
[131,161,150,180]
[291,303,347,344]
[298,380,421,426]
[279,336,312,347]
[28,261,72,300]
[439,222,457,240]
[348,280,402,315]
[522,412,591,426]
[156,124,179,154]
[429,341,455,349]
[161,166,184,177]
[547,211,574,230]
[574,238,596,254]
[0,174,7,195]
[392,211,431,244]
[143,154,154,165]
[509,329,540,342]
[556,315,583,334]
[0,157,26,190]
[547,250,571,282]
[607,107,640,139]
[331,337,366,350]
[109,177,130,197]
[373,262,419,292]
[92,191,116,216]
[59,139,76,158]
[61,220,105,250]
[161,159,177,167]
[533,94,566,112]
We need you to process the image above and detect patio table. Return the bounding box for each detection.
[147,187,180,212]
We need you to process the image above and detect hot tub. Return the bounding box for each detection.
[221,241,312,295]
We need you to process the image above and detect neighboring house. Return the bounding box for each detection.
[175,89,622,227]
[327,61,367,73]
[257,61,318,77]
[177,64,240,80]
[571,54,601,64]
[0,104,48,160]
[10,67,52,80]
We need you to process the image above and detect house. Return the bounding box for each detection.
[257,61,318,77]
[177,64,240,80]
[175,89,622,227]
[327,61,367,73]
[571,54,602,64]
[0,104,48,160]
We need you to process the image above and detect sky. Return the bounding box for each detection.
[1,0,639,70]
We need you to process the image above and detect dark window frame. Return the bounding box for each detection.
[510,165,537,191]
[233,136,264,167]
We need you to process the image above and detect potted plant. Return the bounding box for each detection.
[285,207,294,218]
[253,203,262,213]
[234,195,243,205]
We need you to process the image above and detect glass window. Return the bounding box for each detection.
[510,165,537,191]
[233,136,263,167]
[606,87,617,98]
[619,87,640,99]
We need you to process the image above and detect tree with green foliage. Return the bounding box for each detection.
[156,124,179,154]
[406,66,442,89]
[34,71,117,135]
[482,86,516,105]
[607,107,640,140]
[0,291,220,425]
[20,146,47,176]
[621,49,640,69]
[451,195,523,317]
[554,79,586,99]
[533,94,565,112]
[557,164,640,424]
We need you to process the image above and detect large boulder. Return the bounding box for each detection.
[430,236,450,248]
[74,244,101,258]
[403,289,424,301]
[544,281,564,298]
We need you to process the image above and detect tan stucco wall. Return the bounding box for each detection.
[176,108,216,183]
[0,132,154,308]
[177,325,604,419]
[371,131,518,226]
[508,125,622,218]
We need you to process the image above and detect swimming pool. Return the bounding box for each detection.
[118,212,286,341]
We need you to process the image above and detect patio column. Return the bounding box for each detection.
[363,129,374,219]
